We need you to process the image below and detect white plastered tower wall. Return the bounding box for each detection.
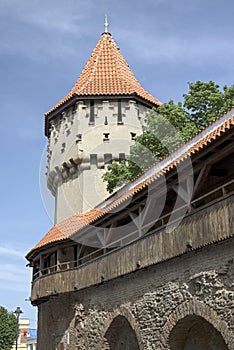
[47,98,152,223]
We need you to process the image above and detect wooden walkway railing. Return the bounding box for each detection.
[33,179,234,281]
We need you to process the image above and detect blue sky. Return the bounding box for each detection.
[0,0,233,327]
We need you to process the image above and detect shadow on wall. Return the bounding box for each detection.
[103,315,140,350]
[169,315,228,350]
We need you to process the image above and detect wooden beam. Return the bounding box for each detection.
[172,183,191,204]
[192,164,211,200]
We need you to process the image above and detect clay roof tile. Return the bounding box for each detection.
[45,33,161,117]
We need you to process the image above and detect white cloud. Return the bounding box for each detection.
[0,264,28,282]
[0,0,96,60]
[0,263,30,292]
[0,218,38,232]
[0,246,30,292]
[0,247,23,258]
[0,0,233,68]
[0,282,29,293]
[117,29,234,67]
[0,0,94,34]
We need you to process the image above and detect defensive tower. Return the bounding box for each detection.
[45,23,161,223]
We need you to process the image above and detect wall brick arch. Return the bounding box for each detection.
[98,306,144,350]
[160,300,234,350]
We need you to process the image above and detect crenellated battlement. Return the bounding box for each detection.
[47,99,148,164]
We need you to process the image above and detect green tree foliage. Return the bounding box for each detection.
[103,81,234,193]
[183,81,233,127]
[0,306,17,350]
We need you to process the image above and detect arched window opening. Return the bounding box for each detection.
[169,315,228,350]
[104,315,139,350]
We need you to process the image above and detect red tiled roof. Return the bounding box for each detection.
[26,108,234,259]
[31,210,102,251]
[45,32,161,116]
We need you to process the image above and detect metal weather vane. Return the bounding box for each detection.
[104,15,109,33]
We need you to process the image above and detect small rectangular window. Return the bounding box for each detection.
[117,100,123,124]
[76,134,82,143]
[89,100,95,124]
[103,133,110,142]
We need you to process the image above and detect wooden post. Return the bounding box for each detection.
[39,254,44,277]
[57,248,63,271]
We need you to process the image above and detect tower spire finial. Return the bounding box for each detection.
[104,15,109,33]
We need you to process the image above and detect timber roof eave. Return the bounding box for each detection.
[27,237,73,263]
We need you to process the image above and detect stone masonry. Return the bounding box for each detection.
[36,237,234,350]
